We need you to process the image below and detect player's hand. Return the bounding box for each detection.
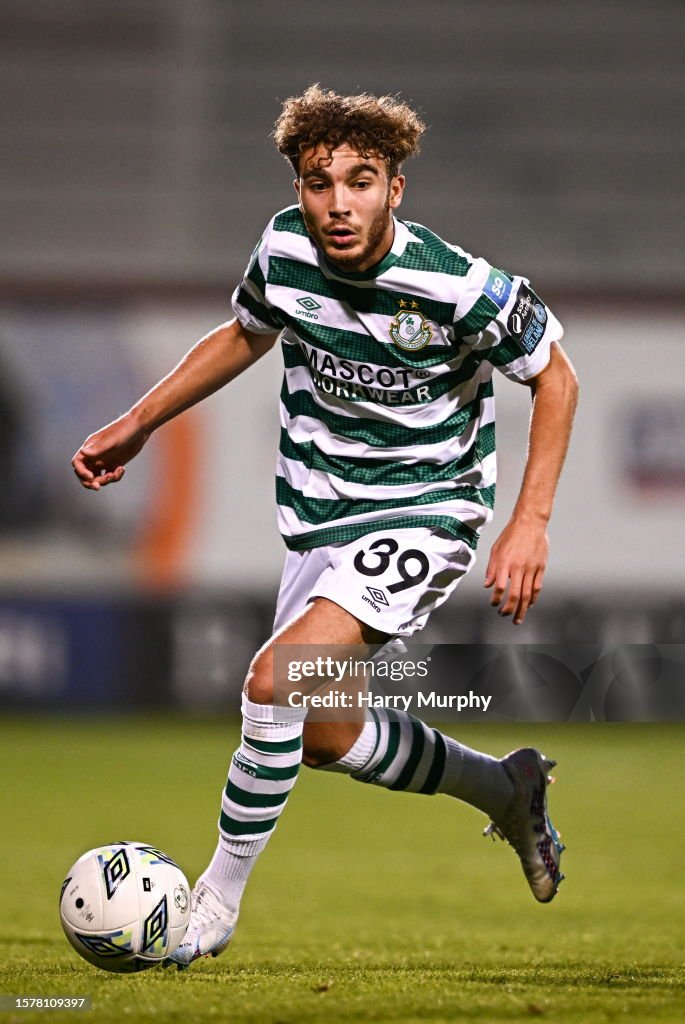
[483,517,549,625]
[72,413,149,491]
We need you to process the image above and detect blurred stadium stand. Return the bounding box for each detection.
[0,1,683,707]
[1,0,683,289]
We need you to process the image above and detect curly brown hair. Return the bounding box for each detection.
[272,84,426,179]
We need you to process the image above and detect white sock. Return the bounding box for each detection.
[201,695,307,913]
[199,837,258,914]
[315,708,513,820]
[314,718,378,773]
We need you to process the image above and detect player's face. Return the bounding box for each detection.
[295,143,405,273]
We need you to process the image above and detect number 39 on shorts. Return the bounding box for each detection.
[353,537,430,594]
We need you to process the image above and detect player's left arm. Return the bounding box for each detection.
[484,341,579,624]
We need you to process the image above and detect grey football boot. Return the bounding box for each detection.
[484,747,565,903]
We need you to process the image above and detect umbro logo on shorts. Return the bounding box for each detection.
[366,587,389,606]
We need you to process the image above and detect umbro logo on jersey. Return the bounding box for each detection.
[296,296,322,311]
[295,295,322,321]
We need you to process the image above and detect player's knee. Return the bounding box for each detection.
[244,652,274,705]
[301,743,338,770]
[301,725,359,769]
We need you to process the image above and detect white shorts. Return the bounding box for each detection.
[273,526,477,638]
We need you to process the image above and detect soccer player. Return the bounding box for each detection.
[72,86,578,968]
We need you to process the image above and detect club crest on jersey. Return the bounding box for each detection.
[389,301,433,351]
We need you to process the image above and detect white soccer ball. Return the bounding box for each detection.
[59,842,191,973]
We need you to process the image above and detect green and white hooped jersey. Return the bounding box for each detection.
[232,206,563,552]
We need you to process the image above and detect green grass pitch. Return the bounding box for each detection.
[1,717,684,1023]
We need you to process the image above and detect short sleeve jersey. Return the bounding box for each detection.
[232,206,563,552]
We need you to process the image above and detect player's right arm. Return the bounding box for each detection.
[72,318,278,490]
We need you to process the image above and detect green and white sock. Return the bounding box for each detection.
[201,695,307,911]
[318,708,513,820]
